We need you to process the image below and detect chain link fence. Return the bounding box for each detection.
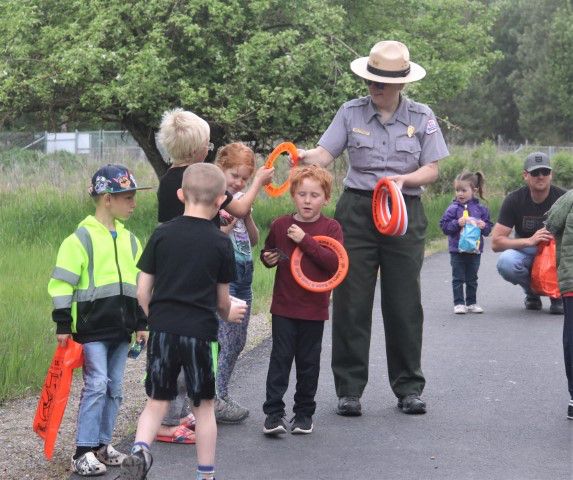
[0,130,166,163]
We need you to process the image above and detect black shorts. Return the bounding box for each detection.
[145,331,218,406]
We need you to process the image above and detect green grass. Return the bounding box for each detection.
[3,145,554,402]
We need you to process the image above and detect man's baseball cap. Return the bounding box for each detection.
[523,152,551,173]
[89,164,151,196]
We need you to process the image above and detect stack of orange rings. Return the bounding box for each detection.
[290,236,349,293]
[263,142,299,197]
[371,177,408,236]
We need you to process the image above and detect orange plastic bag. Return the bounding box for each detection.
[33,340,83,460]
[530,239,560,298]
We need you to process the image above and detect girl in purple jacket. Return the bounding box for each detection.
[440,171,493,314]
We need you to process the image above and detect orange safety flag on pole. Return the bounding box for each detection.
[33,340,83,460]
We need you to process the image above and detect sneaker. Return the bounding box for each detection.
[467,304,484,314]
[70,451,107,477]
[453,304,467,314]
[263,413,288,435]
[397,394,427,414]
[336,396,362,416]
[215,396,249,424]
[94,444,127,466]
[291,415,313,434]
[549,298,564,315]
[524,294,542,310]
[119,446,153,480]
[568,399,573,420]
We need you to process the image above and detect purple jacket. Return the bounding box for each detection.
[439,198,493,253]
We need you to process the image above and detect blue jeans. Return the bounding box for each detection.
[76,340,129,447]
[496,246,537,295]
[217,259,253,398]
[450,253,481,306]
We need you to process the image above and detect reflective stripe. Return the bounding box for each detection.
[52,295,73,309]
[74,226,94,289]
[51,267,80,285]
[74,283,137,302]
[130,233,138,259]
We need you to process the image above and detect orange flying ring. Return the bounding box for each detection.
[290,236,349,293]
[264,142,298,197]
[372,178,408,236]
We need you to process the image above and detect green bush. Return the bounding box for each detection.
[552,152,573,189]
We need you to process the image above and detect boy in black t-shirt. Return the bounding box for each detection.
[120,163,247,480]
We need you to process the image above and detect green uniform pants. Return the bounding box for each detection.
[332,190,427,399]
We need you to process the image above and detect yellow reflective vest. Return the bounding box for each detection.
[48,215,146,343]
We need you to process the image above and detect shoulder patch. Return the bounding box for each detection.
[426,118,438,135]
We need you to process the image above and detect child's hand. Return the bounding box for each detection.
[228,297,247,323]
[262,250,279,266]
[458,217,466,227]
[136,330,149,345]
[476,219,486,229]
[287,224,305,243]
[56,334,71,347]
[253,166,274,186]
[219,210,235,227]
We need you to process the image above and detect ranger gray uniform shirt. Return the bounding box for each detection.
[318,95,449,196]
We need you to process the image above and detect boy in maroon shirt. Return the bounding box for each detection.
[261,165,343,435]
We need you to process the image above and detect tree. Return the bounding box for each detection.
[511,0,571,143]
[443,0,572,145]
[1,0,498,177]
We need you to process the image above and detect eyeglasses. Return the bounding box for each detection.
[207,142,214,151]
[529,168,551,177]
[365,79,386,89]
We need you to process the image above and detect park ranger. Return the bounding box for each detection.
[298,40,449,416]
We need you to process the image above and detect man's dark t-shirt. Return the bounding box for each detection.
[137,216,236,340]
[157,165,232,226]
[497,185,566,238]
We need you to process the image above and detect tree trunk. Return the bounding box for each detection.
[123,114,168,179]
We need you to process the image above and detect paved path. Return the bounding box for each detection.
[81,241,572,479]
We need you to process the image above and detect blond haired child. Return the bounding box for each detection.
[121,163,246,480]
[48,164,149,476]
[157,108,273,224]
[261,165,343,435]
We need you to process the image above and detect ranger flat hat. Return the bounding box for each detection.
[350,40,426,84]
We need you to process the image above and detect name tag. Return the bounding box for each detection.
[352,127,370,136]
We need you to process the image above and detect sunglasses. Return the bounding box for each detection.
[529,168,551,177]
[365,79,386,89]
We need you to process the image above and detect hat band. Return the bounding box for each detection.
[367,63,411,78]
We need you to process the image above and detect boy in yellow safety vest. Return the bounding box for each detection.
[48,164,150,476]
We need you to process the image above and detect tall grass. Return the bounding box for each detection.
[3,145,571,402]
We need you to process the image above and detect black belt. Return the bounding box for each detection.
[344,187,419,200]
